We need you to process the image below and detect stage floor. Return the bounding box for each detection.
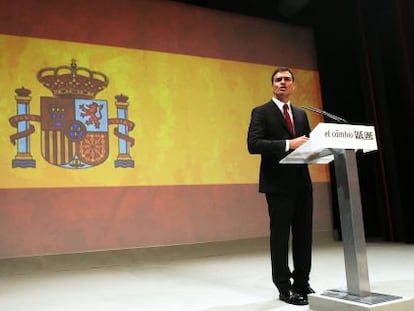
[0,237,413,310]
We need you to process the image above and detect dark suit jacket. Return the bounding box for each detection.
[247,100,312,194]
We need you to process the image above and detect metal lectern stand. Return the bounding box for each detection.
[280,123,414,311]
[332,148,371,296]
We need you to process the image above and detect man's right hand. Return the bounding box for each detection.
[290,135,309,150]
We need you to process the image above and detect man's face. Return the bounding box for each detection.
[272,71,294,100]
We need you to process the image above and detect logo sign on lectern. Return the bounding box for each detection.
[309,123,377,152]
[280,123,378,164]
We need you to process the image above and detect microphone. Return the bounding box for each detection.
[302,106,348,123]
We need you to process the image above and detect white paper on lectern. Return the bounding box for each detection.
[279,139,335,164]
[280,123,378,164]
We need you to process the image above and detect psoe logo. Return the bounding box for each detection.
[9,60,135,169]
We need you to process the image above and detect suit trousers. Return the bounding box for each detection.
[265,191,313,292]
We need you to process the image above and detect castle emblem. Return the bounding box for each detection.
[9,60,135,169]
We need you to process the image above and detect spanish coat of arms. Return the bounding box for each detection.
[9,60,135,169]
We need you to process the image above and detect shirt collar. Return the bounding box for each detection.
[272,97,291,112]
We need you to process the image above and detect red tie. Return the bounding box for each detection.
[283,104,295,136]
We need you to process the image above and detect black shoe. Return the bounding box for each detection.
[294,285,315,296]
[279,289,308,305]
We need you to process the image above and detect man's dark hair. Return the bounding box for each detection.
[271,67,295,84]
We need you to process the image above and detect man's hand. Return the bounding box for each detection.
[290,135,309,150]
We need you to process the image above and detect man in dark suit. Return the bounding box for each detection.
[247,67,315,305]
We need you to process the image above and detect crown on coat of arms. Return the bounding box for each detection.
[37,59,109,99]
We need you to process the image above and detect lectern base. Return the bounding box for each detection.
[309,289,414,311]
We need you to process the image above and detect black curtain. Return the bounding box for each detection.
[313,0,414,242]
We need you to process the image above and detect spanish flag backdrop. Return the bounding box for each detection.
[0,0,331,258]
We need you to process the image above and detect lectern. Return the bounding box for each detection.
[280,122,413,311]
